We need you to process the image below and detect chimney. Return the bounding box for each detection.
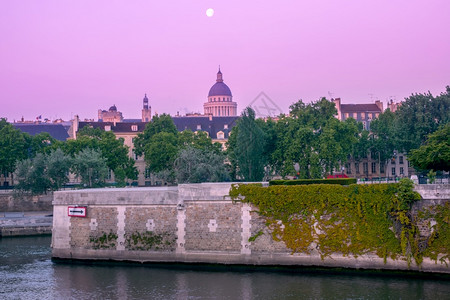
[375,100,383,111]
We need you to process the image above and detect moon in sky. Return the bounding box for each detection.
[206,8,214,17]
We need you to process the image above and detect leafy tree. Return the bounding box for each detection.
[14,153,50,195]
[14,148,71,195]
[174,146,230,183]
[409,124,450,171]
[29,132,61,156]
[178,130,221,154]
[46,148,72,190]
[134,114,178,157]
[370,109,398,163]
[144,131,178,175]
[71,148,108,187]
[0,118,30,184]
[395,87,450,154]
[62,127,137,184]
[232,107,267,181]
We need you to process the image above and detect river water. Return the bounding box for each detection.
[0,236,449,300]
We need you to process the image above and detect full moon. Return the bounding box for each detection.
[206,8,214,17]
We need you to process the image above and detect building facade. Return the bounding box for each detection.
[333,98,383,130]
[98,105,123,123]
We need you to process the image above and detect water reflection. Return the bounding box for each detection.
[0,236,449,299]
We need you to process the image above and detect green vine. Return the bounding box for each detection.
[230,179,448,266]
[125,231,176,251]
[418,202,450,265]
[249,230,263,242]
[90,231,118,249]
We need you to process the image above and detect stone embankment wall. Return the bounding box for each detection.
[0,191,53,212]
[52,183,450,274]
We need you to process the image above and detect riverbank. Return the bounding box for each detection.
[51,183,450,274]
[0,211,52,237]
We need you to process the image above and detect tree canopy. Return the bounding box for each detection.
[409,124,450,171]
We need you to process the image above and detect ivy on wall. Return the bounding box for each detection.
[230,179,449,266]
[89,232,118,249]
[125,231,176,251]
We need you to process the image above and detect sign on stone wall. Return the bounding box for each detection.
[68,206,87,217]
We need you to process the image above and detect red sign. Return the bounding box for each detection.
[68,206,87,217]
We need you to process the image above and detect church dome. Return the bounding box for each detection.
[208,68,232,97]
[109,105,117,112]
[208,82,232,97]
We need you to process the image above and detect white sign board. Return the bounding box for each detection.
[68,206,87,217]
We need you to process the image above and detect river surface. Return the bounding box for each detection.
[0,236,449,300]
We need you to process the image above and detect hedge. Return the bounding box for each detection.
[269,178,357,186]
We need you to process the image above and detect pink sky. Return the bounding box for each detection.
[1,0,449,121]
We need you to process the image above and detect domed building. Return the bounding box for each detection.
[97,104,124,123]
[203,68,237,116]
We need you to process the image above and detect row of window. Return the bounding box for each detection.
[346,162,405,176]
[210,97,231,102]
[104,125,139,132]
[344,112,379,120]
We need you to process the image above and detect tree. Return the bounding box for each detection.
[409,124,450,171]
[0,118,30,185]
[232,107,267,181]
[29,132,61,156]
[174,146,230,183]
[134,114,178,157]
[71,148,108,187]
[178,130,222,154]
[14,153,51,195]
[370,109,398,163]
[394,88,450,154]
[14,148,71,195]
[62,127,137,184]
[46,148,72,190]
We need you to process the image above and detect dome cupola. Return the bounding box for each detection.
[203,67,237,116]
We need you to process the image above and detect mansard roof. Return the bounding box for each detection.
[78,121,147,133]
[172,115,238,139]
[13,123,70,141]
[340,104,382,113]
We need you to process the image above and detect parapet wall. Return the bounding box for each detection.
[0,191,53,212]
[51,183,450,273]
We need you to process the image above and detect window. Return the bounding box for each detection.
[105,125,111,131]
[392,167,396,176]
[371,162,376,173]
[131,125,138,132]
[363,162,368,175]
[399,156,404,164]
[361,112,365,119]
[224,124,228,129]
[145,168,151,179]
[370,151,377,159]
[380,163,385,173]
[217,131,225,139]
[346,163,351,174]
[345,113,349,118]
[400,167,404,175]
[197,124,201,130]
[362,121,366,130]
[355,163,360,174]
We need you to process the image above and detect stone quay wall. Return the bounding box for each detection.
[51,183,450,274]
[0,191,53,212]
